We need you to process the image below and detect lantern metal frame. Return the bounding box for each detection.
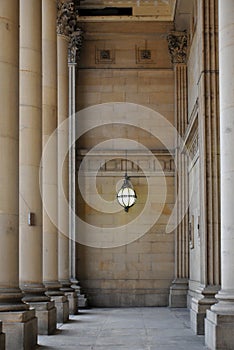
[116,152,137,212]
[116,173,137,212]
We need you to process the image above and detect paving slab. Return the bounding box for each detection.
[38,307,208,350]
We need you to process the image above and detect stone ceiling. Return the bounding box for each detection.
[78,0,177,21]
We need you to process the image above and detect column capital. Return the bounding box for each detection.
[57,1,83,63]
[57,0,77,37]
[167,31,188,64]
[68,28,83,64]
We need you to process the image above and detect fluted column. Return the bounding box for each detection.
[57,0,78,314]
[19,0,56,335]
[0,1,37,348]
[42,0,69,324]
[167,32,189,308]
[190,0,220,336]
[205,1,234,348]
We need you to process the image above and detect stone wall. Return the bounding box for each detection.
[75,20,176,306]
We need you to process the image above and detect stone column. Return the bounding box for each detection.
[68,29,87,309]
[0,1,37,348]
[167,32,189,308]
[205,0,234,348]
[69,36,78,297]
[190,0,220,335]
[57,0,78,315]
[42,0,69,324]
[19,0,57,335]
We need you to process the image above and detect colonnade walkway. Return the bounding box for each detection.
[38,307,208,350]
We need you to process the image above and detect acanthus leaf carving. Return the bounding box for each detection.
[167,31,188,64]
[68,28,83,64]
[57,1,83,63]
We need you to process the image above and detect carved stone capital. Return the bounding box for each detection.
[167,31,188,64]
[57,1,83,63]
[57,0,77,37]
[68,28,83,64]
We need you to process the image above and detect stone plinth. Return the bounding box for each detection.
[51,295,69,323]
[29,301,56,335]
[205,310,234,350]
[169,278,188,308]
[65,292,78,315]
[190,285,218,335]
[190,298,207,335]
[1,309,37,350]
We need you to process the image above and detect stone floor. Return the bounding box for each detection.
[38,307,208,350]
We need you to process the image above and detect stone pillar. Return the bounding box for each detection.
[57,0,78,315]
[19,0,57,335]
[42,0,69,324]
[68,29,86,309]
[167,32,189,308]
[205,0,234,348]
[190,0,220,335]
[0,1,37,348]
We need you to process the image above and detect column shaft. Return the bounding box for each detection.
[205,1,234,348]
[57,34,70,288]
[0,0,23,305]
[57,32,78,314]
[19,0,56,335]
[69,61,77,286]
[0,1,37,348]
[42,0,69,324]
[191,0,220,336]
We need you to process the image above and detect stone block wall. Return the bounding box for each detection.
[75,20,175,306]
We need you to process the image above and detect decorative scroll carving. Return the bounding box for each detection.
[167,31,188,64]
[57,1,83,63]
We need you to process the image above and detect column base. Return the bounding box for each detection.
[0,309,37,350]
[52,295,69,324]
[205,290,234,349]
[205,310,234,350]
[45,282,69,324]
[169,278,188,308]
[29,301,56,335]
[0,322,5,350]
[70,279,88,308]
[78,294,88,308]
[65,291,78,315]
[190,285,219,335]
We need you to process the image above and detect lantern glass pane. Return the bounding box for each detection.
[117,179,137,210]
[128,196,136,207]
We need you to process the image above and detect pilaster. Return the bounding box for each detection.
[205,0,234,348]
[190,0,220,335]
[167,31,189,308]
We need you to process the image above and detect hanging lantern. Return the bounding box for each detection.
[117,175,137,212]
